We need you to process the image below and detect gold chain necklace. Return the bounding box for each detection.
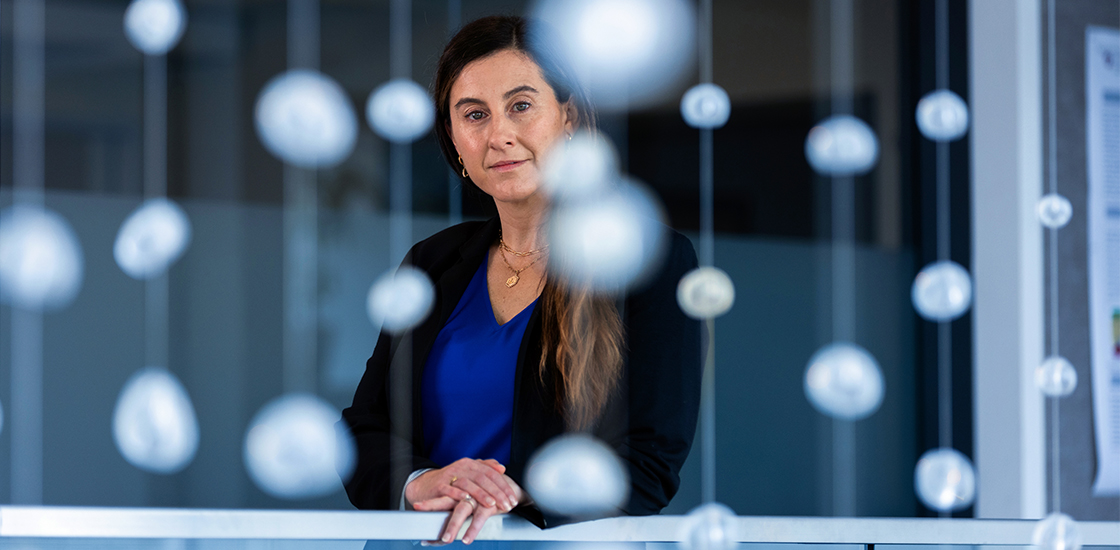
[498,230,548,257]
[498,246,543,288]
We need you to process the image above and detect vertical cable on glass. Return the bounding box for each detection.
[143,44,171,375]
[446,0,463,227]
[387,0,416,509]
[934,0,953,460]
[282,0,321,395]
[10,0,46,506]
[696,0,717,505]
[1044,0,1061,514]
[829,0,857,517]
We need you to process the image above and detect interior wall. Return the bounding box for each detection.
[1048,0,1120,522]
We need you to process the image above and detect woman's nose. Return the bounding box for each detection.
[487,115,516,148]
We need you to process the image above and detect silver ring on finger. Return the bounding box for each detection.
[462,494,476,510]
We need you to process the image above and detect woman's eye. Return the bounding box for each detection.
[512,102,531,112]
[466,111,486,121]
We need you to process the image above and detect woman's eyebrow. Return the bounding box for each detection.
[503,85,538,99]
[454,96,484,109]
[453,86,538,110]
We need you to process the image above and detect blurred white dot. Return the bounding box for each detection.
[113,367,199,474]
[254,70,358,169]
[803,342,884,421]
[542,131,620,202]
[1037,193,1073,229]
[244,393,356,500]
[804,115,880,176]
[548,181,668,292]
[123,0,187,56]
[1033,512,1083,550]
[916,90,969,141]
[680,84,731,129]
[0,205,84,311]
[911,261,972,322]
[677,266,735,320]
[366,79,435,144]
[525,434,629,517]
[367,266,435,334]
[1036,356,1078,397]
[678,502,738,550]
[914,448,976,512]
[114,198,191,280]
[532,0,696,111]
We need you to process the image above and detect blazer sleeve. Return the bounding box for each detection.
[340,329,439,510]
[339,238,448,510]
[340,221,488,510]
[609,231,703,515]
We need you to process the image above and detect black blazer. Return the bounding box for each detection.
[341,217,702,528]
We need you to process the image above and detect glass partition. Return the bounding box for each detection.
[0,0,1118,537]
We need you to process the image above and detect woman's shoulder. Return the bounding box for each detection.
[663,227,698,267]
[405,219,494,270]
[648,227,699,281]
[624,226,698,300]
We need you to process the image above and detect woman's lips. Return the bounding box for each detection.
[490,160,526,172]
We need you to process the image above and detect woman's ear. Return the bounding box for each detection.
[446,119,457,148]
[562,101,579,134]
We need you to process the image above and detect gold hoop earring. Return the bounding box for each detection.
[458,155,468,178]
[462,166,469,178]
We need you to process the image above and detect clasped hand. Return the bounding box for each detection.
[406,458,526,545]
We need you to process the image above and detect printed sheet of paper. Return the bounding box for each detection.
[1087,26,1120,496]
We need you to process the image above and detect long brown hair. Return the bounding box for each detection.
[433,16,622,431]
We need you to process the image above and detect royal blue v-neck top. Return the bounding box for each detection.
[421,260,538,467]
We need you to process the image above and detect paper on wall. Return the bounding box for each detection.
[1087,25,1120,496]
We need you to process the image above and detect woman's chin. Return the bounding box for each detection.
[484,181,547,207]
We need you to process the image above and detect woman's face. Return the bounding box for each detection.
[448,49,574,207]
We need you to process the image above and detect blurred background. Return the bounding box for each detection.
[0,0,1118,522]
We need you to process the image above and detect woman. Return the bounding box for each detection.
[341,15,702,543]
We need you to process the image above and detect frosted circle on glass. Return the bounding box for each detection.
[911,260,973,322]
[1033,512,1083,550]
[114,198,191,280]
[0,205,84,311]
[678,502,738,550]
[542,131,620,202]
[254,70,358,168]
[914,448,976,512]
[548,181,667,292]
[677,266,735,319]
[531,0,695,111]
[366,79,435,143]
[244,393,356,500]
[680,84,731,129]
[916,90,969,141]
[366,266,435,334]
[803,342,884,421]
[113,367,199,474]
[1037,193,1073,229]
[525,433,629,517]
[1036,356,1078,397]
[124,0,187,55]
[804,115,880,176]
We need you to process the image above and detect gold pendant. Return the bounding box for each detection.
[506,274,519,288]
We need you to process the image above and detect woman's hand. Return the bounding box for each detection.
[406,458,518,512]
[413,473,526,545]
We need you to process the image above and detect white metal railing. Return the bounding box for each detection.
[1,507,1118,545]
